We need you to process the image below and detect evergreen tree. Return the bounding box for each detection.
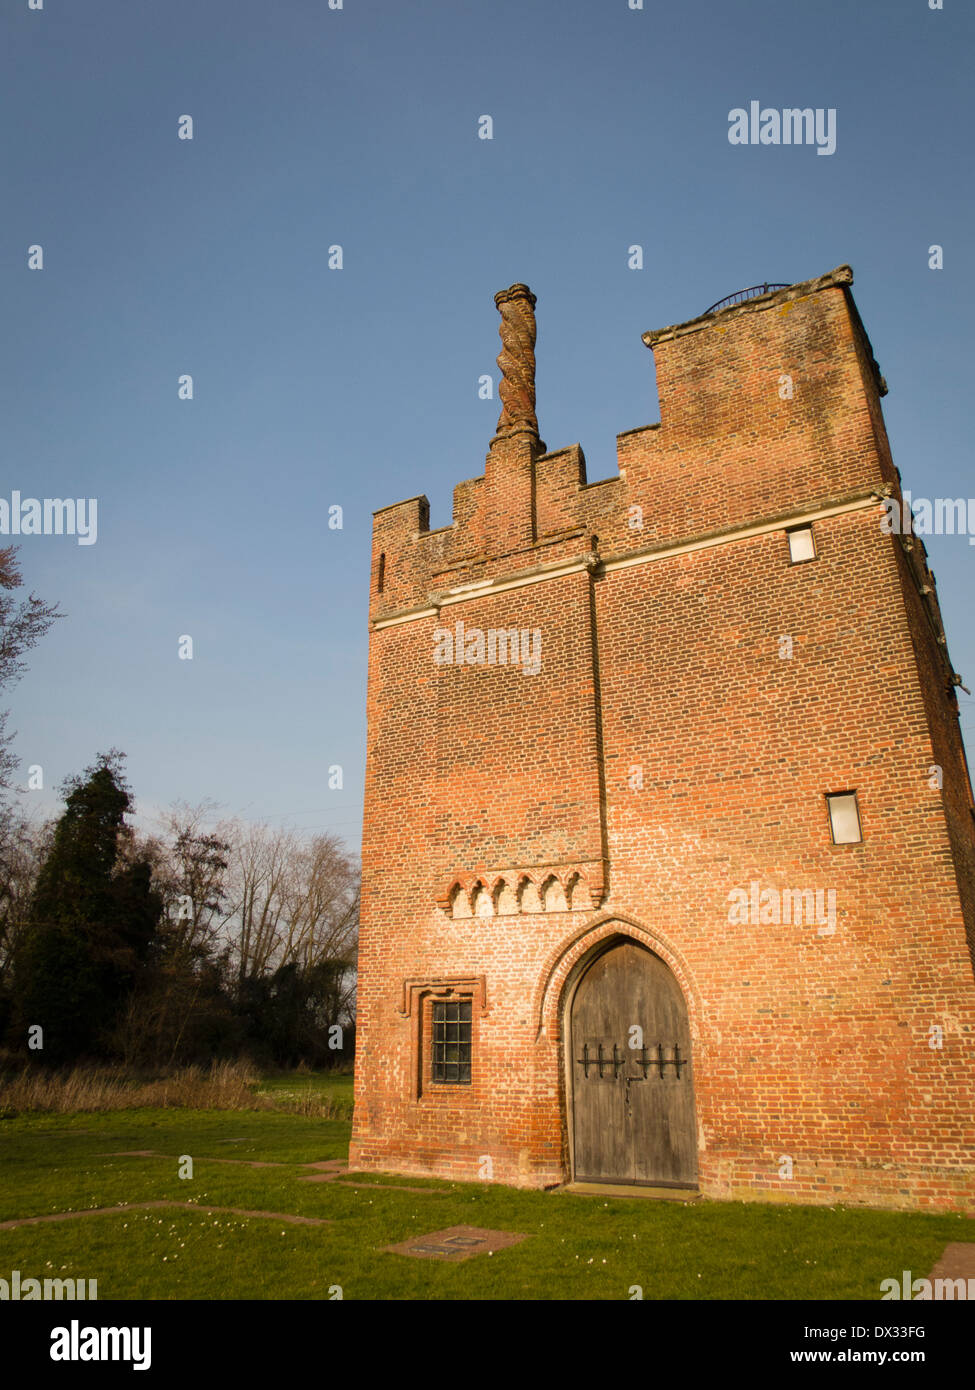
[12,752,160,1062]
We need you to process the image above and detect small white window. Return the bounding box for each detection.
[787,525,816,563]
[827,792,862,845]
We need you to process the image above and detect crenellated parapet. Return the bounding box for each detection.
[369,266,894,627]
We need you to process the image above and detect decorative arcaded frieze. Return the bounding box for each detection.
[437,863,605,918]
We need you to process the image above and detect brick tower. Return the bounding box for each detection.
[350,266,975,1212]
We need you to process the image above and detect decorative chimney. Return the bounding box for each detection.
[486,283,545,549]
[492,283,544,446]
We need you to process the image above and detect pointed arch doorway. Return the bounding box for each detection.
[567,938,698,1188]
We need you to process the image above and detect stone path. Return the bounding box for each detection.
[104,1149,283,1169]
[0,1201,329,1231]
[102,1150,441,1192]
[927,1243,975,1286]
[0,1150,442,1235]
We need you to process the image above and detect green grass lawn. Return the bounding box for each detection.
[0,1106,968,1300]
[248,1070,355,1117]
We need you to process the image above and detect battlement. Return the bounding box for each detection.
[370,266,894,624]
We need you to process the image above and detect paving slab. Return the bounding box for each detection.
[557,1181,701,1202]
[382,1224,528,1261]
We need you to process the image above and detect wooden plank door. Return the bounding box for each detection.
[570,940,697,1187]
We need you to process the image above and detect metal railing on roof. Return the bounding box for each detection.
[702,283,789,316]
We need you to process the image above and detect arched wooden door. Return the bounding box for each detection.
[569,940,697,1187]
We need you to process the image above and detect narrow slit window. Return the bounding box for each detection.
[376,552,386,593]
[827,791,862,844]
[432,998,472,1084]
[787,525,816,563]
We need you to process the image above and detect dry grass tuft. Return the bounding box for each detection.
[0,1060,352,1119]
[0,1061,262,1115]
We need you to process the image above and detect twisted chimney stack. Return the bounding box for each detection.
[492,283,542,444]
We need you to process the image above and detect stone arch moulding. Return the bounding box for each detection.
[533,912,704,1044]
[447,882,472,918]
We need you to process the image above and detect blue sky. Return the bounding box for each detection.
[3,0,973,850]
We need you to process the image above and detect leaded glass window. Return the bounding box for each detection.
[432,998,472,1084]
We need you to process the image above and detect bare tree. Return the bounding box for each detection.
[0,808,51,985]
[0,547,61,791]
[222,820,294,983]
[281,833,359,970]
[113,808,360,1063]
[280,833,359,1028]
[219,820,359,1004]
[152,800,232,967]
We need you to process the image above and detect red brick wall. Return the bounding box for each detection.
[351,268,975,1212]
